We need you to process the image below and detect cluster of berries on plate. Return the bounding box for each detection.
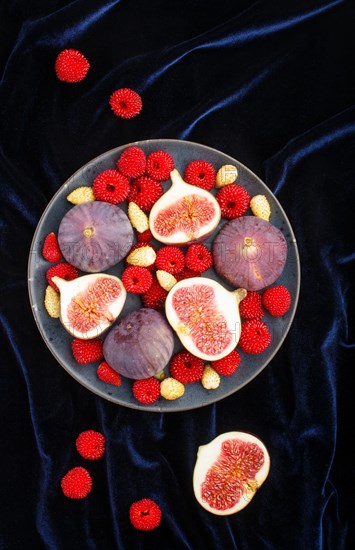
[42,146,292,406]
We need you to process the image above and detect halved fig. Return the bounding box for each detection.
[52,273,126,339]
[165,277,246,361]
[213,216,287,291]
[58,201,134,272]
[193,431,270,515]
[149,169,221,245]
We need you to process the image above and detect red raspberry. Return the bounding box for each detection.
[137,228,153,243]
[146,150,174,181]
[155,246,185,275]
[46,262,78,292]
[129,498,162,530]
[132,378,160,405]
[211,350,241,376]
[71,338,103,364]
[216,184,250,219]
[76,430,105,460]
[185,243,213,273]
[169,351,204,383]
[141,277,168,310]
[109,88,142,119]
[55,49,90,83]
[93,169,130,204]
[97,361,122,386]
[128,176,163,212]
[116,146,146,178]
[122,266,153,294]
[239,291,264,320]
[184,160,216,191]
[61,466,92,499]
[262,286,291,317]
[42,232,63,263]
[238,320,271,354]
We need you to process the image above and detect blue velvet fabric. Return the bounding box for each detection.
[1,1,354,548]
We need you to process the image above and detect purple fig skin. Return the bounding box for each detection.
[103,308,175,379]
[212,216,287,291]
[58,201,134,272]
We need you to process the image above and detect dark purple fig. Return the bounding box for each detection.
[213,216,287,291]
[103,308,174,379]
[58,201,134,272]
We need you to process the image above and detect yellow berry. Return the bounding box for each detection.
[160,377,185,400]
[44,285,60,318]
[215,165,238,188]
[66,186,95,204]
[126,246,156,267]
[250,194,271,221]
[201,365,220,390]
[128,202,149,233]
[156,270,177,291]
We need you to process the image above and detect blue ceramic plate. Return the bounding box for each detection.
[28,139,300,412]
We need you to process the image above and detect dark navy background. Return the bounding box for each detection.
[1,1,354,548]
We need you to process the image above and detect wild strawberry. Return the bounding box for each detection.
[184,160,216,191]
[141,277,168,310]
[122,266,153,294]
[126,244,156,268]
[76,430,106,460]
[97,361,122,386]
[93,169,130,204]
[215,164,238,188]
[71,338,103,364]
[238,320,271,354]
[129,498,162,530]
[146,150,174,181]
[128,176,163,212]
[117,146,146,178]
[160,377,185,400]
[42,232,63,262]
[137,228,153,243]
[169,351,204,384]
[109,88,142,119]
[55,49,90,83]
[210,350,241,376]
[132,378,160,405]
[128,201,150,233]
[175,267,201,281]
[201,366,220,389]
[184,243,213,273]
[239,291,264,320]
[155,246,185,275]
[250,194,271,221]
[262,286,291,316]
[66,186,95,205]
[216,184,250,219]
[61,467,92,499]
[44,285,60,318]
[46,263,78,292]
[156,270,177,291]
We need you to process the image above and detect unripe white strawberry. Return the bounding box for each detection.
[156,270,177,291]
[128,201,149,232]
[160,377,185,400]
[201,366,220,389]
[67,186,95,204]
[250,194,271,221]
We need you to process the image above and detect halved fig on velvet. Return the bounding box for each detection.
[193,431,270,515]
[149,169,221,245]
[165,277,246,361]
[212,216,287,291]
[52,273,126,339]
[58,201,134,272]
[103,308,174,379]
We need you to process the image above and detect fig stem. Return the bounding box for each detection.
[244,237,254,247]
[51,276,66,292]
[233,288,247,305]
[169,168,185,187]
